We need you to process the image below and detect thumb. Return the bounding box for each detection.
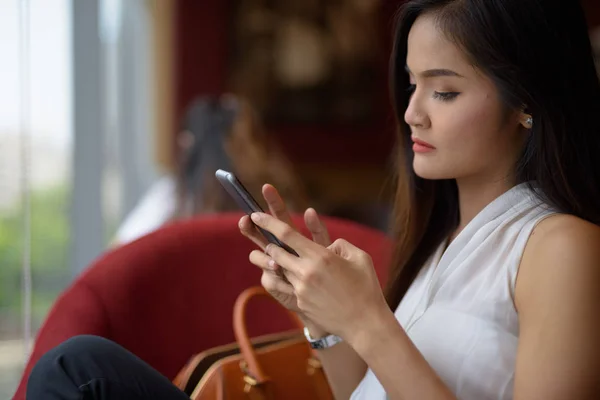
[328,238,372,264]
[304,208,331,247]
[327,238,356,259]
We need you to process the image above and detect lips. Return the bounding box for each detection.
[411,137,435,149]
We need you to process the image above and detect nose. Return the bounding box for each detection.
[404,93,430,129]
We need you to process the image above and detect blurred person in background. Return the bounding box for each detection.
[113,94,308,245]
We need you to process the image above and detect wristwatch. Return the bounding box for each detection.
[303,327,343,350]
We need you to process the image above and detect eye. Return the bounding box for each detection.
[433,91,460,102]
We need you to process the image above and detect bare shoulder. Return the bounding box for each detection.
[532,212,600,236]
[516,213,600,312]
[525,213,600,263]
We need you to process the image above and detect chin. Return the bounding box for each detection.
[413,159,453,180]
[414,170,450,180]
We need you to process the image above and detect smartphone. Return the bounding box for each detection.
[215,169,299,257]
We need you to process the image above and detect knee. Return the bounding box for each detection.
[28,335,114,389]
[59,334,117,356]
[38,335,115,366]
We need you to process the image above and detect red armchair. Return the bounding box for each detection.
[13,213,391,399]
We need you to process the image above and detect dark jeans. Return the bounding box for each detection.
[26,335,189,400]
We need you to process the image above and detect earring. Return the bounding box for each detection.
[524,116,533,129]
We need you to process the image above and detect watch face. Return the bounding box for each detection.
[311,340,326,350]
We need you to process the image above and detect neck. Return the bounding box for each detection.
[452,174,516,241]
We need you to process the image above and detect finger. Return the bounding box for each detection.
[266,243,303,280]
[263,184,296,228]
[249,250,294,286]
[304,208,331,247]
[251,212,315,254]
[328,238,370,263]
[249,250,279,272]
[239,215,269,250]
[261,271,295,295]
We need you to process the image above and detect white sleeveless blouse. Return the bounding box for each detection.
[351,183,556,400]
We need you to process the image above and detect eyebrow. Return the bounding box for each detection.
[405,65,464,78]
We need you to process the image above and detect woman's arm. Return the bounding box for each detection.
[345,305,456,400]
[303,319,368,400]
[513,215,600,400]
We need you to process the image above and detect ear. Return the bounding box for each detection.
[177,130,195,150]
[519,112,533,130]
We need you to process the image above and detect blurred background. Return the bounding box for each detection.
[1,0,599,397]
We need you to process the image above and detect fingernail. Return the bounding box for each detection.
[251,212,262,223]
[268,259,277,270]
[265,244,272,254]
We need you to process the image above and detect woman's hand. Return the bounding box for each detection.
[239,184,331,322]
[250,212,388,342]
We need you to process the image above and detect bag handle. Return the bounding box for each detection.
[233,286,304,384]
[233,286,333,400]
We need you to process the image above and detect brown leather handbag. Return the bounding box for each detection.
[173,286,334,400]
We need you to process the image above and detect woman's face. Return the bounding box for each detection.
[405,13,527,183]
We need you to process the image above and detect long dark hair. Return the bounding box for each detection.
[385,0,600,310]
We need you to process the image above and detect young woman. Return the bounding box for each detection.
[26,0,600,399]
